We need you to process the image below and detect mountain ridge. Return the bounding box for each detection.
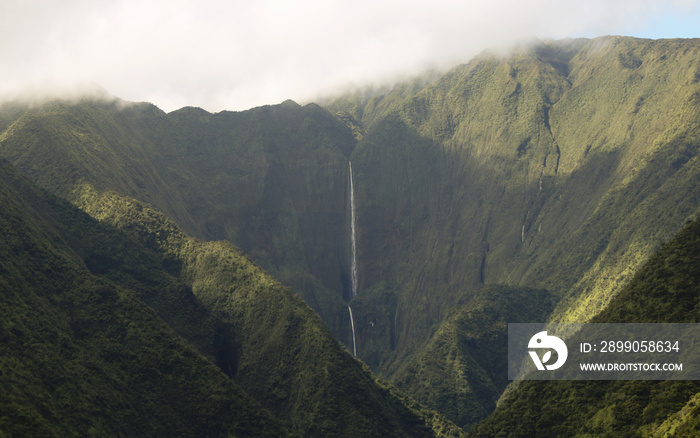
[0,155,465,436]
[1,35,699,433]
[0,158,290,436]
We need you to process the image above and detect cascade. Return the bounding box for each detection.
[348,162,359,357]
[348,305,357,356]
[349,161,358,298]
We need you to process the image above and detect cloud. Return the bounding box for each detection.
[1,0,698,112]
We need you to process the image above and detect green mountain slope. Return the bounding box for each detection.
[78,187,465,437]
[323,36,700,426]
[0,156,465,436]
[470,216,700,437]
[0,159,287,436]
[2,36,700,434]
[0,98,358,342]
[390,285,553,430]
[341,36,700,373]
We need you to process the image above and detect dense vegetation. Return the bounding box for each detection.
[470,217,700,437]
[0,158,463,436]
[80,188,465,437]
[0,35,699,434]
[0,160,287,436]
[342,37,700,371]
[391,285,553,430]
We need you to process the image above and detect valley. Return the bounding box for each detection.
[0,35,699,435]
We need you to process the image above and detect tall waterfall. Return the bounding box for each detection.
[348,162,359,357]
[349,161,358,298]
[348,305,357,356]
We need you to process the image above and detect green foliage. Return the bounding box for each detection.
[649,393,700,437]
[391,285,553,431]
[0,156,464,436]
[2,36,700,438]
[80,189,465,437]
[0,159,288,437]
[470,216,700,437]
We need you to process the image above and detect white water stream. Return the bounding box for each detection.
[348,305,357,356]
[349,161,358,298]
[348,161,359,357]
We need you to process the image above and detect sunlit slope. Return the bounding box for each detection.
[2,38,700,430]
[390,286,553,431]
[78,187,466,437]
[343,37,700,370]
[0,155,465,437]
[470,216,700,437]
[0,159,288,437]
[0,99,199,233]
[0,98,358,341]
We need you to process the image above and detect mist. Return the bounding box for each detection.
[1,0,698,112]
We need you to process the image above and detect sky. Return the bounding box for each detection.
[1,0,699,113]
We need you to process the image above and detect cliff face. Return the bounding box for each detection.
[344,37,700,372]
[0,148,463,437]
[163,102,359,333]
[0,98,361,340]
[2,36,700,432]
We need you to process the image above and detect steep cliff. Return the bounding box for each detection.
[1,36,700,432]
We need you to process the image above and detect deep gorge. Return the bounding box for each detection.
[1,35,700,435]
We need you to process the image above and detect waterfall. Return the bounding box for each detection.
[349,161,358,298]
[348,305,357,356]
[348,162,359,357]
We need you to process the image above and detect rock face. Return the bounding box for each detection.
[2,35,700,432]
[338,36,700,374]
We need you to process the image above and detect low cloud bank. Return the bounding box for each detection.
[1,0,697,112]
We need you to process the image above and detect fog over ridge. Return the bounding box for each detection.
[1,0,699,112]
